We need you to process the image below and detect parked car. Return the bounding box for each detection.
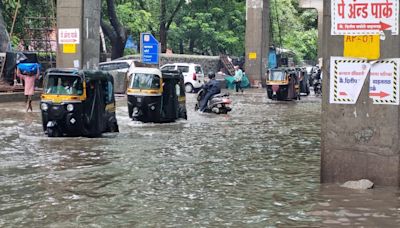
[99,59,137,79]
[160,63,204,93]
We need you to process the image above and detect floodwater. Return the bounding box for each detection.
[0,89,399,227]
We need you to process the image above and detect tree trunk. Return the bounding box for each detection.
[179,39,184,54]
[159,0,167,53]
[189,38,195,53]
[0,8,10,52]
[101,0,127,59]
[159,0,185,53]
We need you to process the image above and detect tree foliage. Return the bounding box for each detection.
[270,0,318,61]
[0,0,319,62]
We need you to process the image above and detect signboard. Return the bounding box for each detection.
[331,0,399,35]
[330,57,370,104]
[58,28,80,44]
[249,52,257,60]
[141,33,159,64]
[125,35,138,51]
[344,35,380,59]
[369,59,400,104]
[63,44,76,54]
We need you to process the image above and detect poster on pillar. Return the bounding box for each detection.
[369,59,400,104]
[331,0,399,35]
[330,57,370,104]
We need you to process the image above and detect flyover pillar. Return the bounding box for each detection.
[321,0,400,186]
[245,0,269,86]
[56,0,101,69]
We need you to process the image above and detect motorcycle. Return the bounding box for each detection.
[195,89,232,114]
[313,78,322,96]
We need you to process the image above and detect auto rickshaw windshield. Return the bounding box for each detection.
[45,75,83,95]
[269,71,286,81]
[130,73,161,89]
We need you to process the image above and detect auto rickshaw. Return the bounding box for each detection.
[127,67,187,123]
[266,68,300,100]
[40,69,119,137]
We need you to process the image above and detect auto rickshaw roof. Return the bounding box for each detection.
[45,68,113,82]
[161,69,183,80]
[83,70,114,83]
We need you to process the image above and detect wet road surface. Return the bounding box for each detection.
[0,89,399,227]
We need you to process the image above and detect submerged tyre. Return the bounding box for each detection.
[47,128,60,137]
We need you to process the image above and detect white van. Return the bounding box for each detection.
[160,63,204,93]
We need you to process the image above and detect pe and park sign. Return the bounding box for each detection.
[329,0,400,105]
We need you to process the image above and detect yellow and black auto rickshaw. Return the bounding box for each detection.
[40,69,119,137]
[127,67,187,123]
[266,68,300,100]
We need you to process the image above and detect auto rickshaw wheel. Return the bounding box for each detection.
[47,128,60,137]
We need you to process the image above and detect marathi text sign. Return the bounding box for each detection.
[369,59,400,104]
[331,0,399,35]
[58,28,80,44]
[330,57,370,104]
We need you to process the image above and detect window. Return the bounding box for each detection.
[99,63,118,71]
[117,62,130,69]
[195,66,203,74]
[177,66,189,73]
[104,81,114,104]
[129,73,161,90]
[45,75,83,95]
[161,65,175,71]
[269,71,286,81]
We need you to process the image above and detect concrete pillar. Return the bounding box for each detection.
[245,0,269,86]
[321,0,400,186]
[299,0,323,59]
[56,0,100,69]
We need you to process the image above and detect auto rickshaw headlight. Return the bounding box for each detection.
[66,104,74,112]
[41,103,49,111]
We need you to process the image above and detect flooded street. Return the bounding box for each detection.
[0,89,399,227]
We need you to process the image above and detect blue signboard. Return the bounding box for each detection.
[141,33,159,64]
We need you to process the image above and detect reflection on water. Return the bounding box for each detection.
[0,90,399,227]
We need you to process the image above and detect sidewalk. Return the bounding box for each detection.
[0,91,41,103]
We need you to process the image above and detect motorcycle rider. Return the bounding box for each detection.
[313,69,322,95]
[200,71,221,112]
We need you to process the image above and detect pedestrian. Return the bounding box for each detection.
[16,66,39,112]
[233,65,243,93]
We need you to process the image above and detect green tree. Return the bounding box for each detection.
[270,0,318,62]
[101,0,128,59]
[167,0,245,56]
[0,3,10,51]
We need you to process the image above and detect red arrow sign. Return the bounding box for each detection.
[337,21,391,31]
[339,91,348,96]
[369,91,390,98]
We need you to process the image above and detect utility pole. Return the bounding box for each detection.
[56,0,101,69]
[321,0,400,186]
[244,0,269,87]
